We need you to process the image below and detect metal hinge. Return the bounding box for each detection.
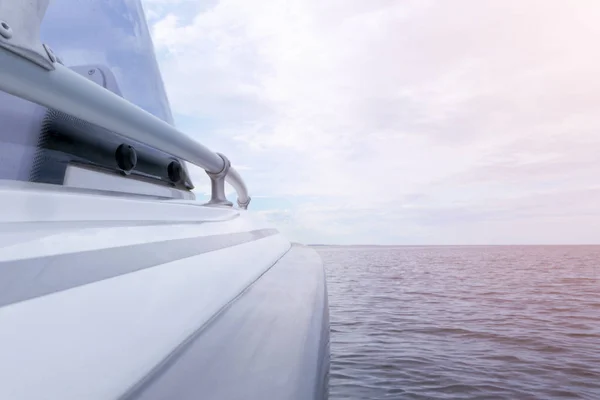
[0,0,56,70]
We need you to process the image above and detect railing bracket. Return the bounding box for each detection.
[205,153,233,207]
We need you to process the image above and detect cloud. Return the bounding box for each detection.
[142,0,600,244]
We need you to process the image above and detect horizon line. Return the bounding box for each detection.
[307,243,600,247]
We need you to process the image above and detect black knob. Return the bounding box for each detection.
[115,144,137,173]
[168,160,183,183]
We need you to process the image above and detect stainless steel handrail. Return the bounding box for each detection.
[0,47,251,209]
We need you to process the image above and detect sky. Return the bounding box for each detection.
[140,0,600,245]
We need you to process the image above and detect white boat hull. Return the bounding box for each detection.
[0,184,329,399]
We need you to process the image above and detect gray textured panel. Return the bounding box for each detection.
[0,229,278,307]
[124,245,330,400]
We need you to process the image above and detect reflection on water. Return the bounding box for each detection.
[317,246,600,400]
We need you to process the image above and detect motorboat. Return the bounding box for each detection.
[0,1,330,399]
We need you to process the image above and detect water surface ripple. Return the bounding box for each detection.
[317,246,600,400]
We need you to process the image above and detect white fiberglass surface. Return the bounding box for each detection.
[63,165,194,200]
[0,214,270,262]
[0,181,237,223]
[0,234,291,400]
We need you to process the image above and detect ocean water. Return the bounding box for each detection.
[316,246,600,400]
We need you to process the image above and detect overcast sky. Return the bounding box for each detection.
[141,0,600,245]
